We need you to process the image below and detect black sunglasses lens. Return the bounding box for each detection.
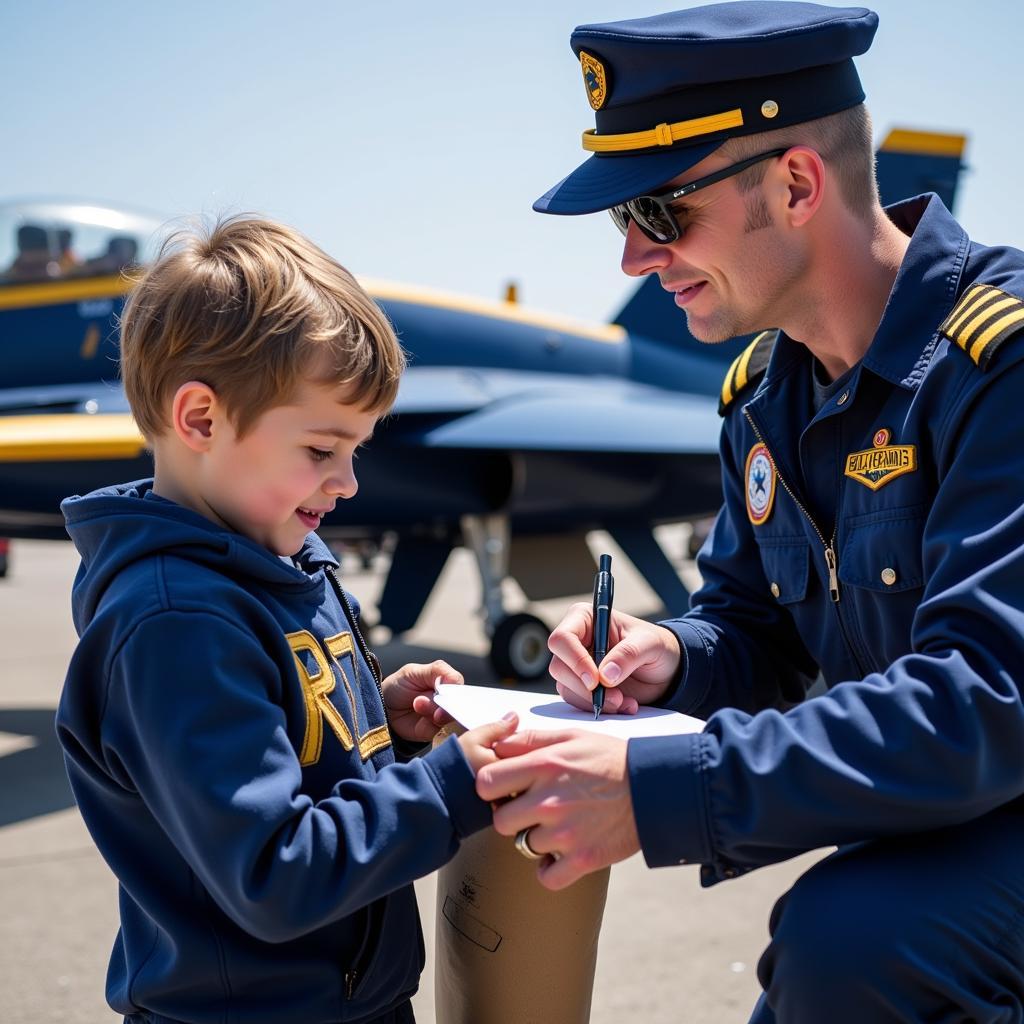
[609,198,680,244]
[609,205,631,236]
[629,197,678,243]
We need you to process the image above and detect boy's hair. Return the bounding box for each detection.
[120,215,405,440]
[720,104,879,222]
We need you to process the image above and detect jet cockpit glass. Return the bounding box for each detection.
[0,201,164,286]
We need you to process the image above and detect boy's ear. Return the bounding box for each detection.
[170,380,222,452]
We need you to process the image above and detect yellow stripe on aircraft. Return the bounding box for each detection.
[0,272,625,347]
[0,274,134,311]
[359,277,626,345]
[0,413,145,462]
[878,129,966,158]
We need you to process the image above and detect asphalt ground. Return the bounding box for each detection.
[0,533,824,1024]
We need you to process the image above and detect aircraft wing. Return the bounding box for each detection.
[394,367,721,454]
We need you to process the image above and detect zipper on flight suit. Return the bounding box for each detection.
[744,409,840,601]
[745,405,872,679]
[743,409,871,678]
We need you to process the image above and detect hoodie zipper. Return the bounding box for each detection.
[343,900,384,1001]
[743,409,868,676]
[326,566,386,710]
[326,565,387,1004]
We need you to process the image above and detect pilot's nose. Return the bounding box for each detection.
[620,219,672,279]
[324,459,358,500]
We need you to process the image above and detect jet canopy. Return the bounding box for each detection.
[0,200,165,286]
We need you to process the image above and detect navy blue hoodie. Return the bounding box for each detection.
[57,480,490,1024]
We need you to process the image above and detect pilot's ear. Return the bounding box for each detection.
[775,146,826,228]
[170,380,221,452]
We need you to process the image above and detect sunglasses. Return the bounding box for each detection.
[609,148,789,244]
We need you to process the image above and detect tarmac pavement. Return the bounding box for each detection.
[0,534,825,1023]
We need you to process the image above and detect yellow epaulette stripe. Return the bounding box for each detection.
[720,330,773,410]
[941,284,1001,336]
[940,283,1024,370]
[967,308,1024,364]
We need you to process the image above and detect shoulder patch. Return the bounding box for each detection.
[719,330,778,415]
[939,283,1024,370]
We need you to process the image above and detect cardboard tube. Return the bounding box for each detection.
[433,725,610,1023]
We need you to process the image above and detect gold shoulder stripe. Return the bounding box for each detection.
[940,284,1024,370]
[719,330,776,415]
[720,346,750,409]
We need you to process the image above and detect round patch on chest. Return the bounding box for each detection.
[745,442,776,525]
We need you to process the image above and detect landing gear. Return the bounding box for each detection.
[489,612,551,681]
[461,514,550,682]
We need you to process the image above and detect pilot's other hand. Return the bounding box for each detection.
[382,659,463,742]
[548,604,681,714]
[477,727,639,890]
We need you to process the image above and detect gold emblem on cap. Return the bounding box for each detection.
[761,99,780,119]
[579,50,608,111]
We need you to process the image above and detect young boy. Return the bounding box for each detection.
[55,216,516,1024]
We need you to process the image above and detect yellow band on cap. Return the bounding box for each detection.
[582,107,744,153]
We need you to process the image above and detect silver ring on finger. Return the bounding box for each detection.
[514,827,544,861]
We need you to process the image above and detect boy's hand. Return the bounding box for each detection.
[381,659,463,743]
[457,713,519,774]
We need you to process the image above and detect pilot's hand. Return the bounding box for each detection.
[477,727,639,890]
[548,603,681,714]
[382,659,463,743]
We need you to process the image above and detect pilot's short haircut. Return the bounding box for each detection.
[719,104,878,221]
[120,215,404,441]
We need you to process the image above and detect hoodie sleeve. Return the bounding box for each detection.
[100,609,490,943]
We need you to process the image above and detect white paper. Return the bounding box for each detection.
[434,683,704,739]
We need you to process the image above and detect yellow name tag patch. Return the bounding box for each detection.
[844,430,917,491]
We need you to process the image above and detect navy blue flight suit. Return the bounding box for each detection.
[627,194,1024,1022]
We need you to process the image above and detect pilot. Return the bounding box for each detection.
[83,234,138,276]
[2,224,59,282]
[56,228,80,273]
[475,3,1024,1020]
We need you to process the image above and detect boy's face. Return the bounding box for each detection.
[198,378,378,557]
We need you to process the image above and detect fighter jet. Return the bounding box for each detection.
[0,129,967,678]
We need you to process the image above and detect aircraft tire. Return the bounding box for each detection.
[489,613,551,682]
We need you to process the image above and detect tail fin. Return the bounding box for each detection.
[876,128,967,212]
[612,276,749,364]
[613,274,691,348]
[613,275,753,394]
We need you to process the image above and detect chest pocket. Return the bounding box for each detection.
[757,537,810,605]
[838,508,927,593]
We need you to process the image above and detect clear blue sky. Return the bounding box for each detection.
[3,0,1020,322]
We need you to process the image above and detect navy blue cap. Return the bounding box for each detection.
[534,2,878,215]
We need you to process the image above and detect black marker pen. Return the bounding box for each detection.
[591,553,614,719]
